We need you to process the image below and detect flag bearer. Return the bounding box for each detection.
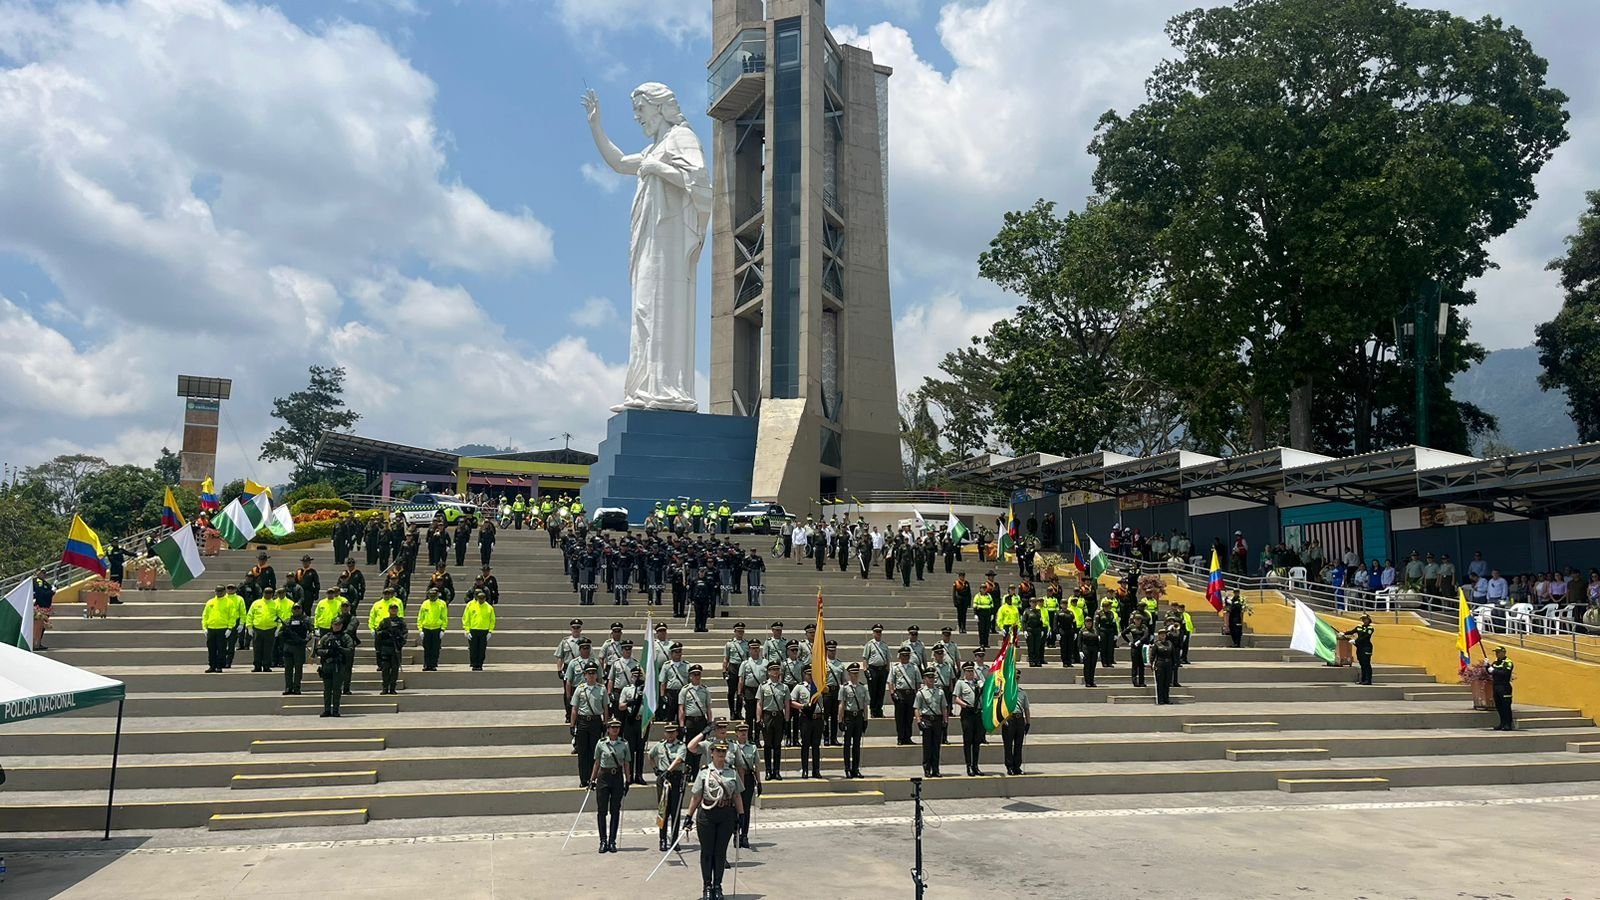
[1490,647,1515,731]
[1001,669,1032,775]
[838,663,870,779]
[953,661,985,776]
[650,723,687,851]
[684,740,745,900]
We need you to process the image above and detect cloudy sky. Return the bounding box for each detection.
[0,0,1593,483]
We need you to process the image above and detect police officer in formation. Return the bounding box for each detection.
[837,662,871,778]
[315,617,354,717]
[374,604,408,695]
[862,624,891,717]
[572,661,609,784]
[915,665,949,777]
[617,663,649,782]
[756,661,789,780]
[588,718,632,854]
[889,646,918,745]
[1000,669,1031,775]
[679,664,714,778]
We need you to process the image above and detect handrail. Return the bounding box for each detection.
[0,522,172,596]
[821,490,1007,507]
[1098,550,1600,664]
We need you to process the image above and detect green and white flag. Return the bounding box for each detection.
[265,504,295,538]
[641,613,657,738]
[947,511,969,544]
[1086,536,1110,580]
[1290,598,1339,664]
[215,493,272,548]
[2,578,33,650]
[153,526,206,588]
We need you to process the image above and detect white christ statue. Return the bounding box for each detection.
[582,83,711,413]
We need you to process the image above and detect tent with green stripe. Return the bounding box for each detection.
[1,641,128,838]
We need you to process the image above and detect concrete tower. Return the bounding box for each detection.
[707,0,902,511]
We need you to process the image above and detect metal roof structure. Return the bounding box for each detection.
[1417,442,1600,517]
[1103,449,1220,498]
[944,453,1013,479]
[474,448,599,467]
[984,452,1067,489]
[1036,451,1136,493]
[1280,445,1477,509]
[312,432,458,475]
[1181,447,1333,504]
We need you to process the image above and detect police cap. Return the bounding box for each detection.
[569,619,584,628]
[610,622,623,631]
[770,621,784,629]
[825,639,837,649]
[785,639,799,649]
[847,662,861,672]
[733,622,746,629]
[577,637,592,646]
[688,664,703,674]
[583,663,599,673]
[671,641,684,651]
[766,661,781,670]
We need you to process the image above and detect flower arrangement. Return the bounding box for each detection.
[1138,575,1167,600]
[81,577,120,595]
[1459,661,1493,686]
[126,556,164,574]
[293,508,346,524]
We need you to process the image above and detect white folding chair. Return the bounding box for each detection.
[1288,566,1308,590]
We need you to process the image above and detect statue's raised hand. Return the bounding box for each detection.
[581,89,601,124]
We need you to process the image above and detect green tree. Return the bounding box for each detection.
[21,454,109,517]
[1535,190,1600,443]
[1090,0,1568,451]
[219,479,246,508]
[899,393,942,487]
[77,465,169,537]
[0,484,65,576]
[917,345,997,459]
[259,365,362,486]
[154,447,182,485]
[923,199,1183,458]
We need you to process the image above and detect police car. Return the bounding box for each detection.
[591,507,631,532]
[729,501,794,534]
[394,493,476,526]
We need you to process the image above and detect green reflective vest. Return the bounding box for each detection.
[972,592,995,611]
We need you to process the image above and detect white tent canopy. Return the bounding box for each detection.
[1,641,125,725]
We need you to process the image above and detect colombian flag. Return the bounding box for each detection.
[161,487,186,530]
[62,514,107,576]
[1456,589,1482,672]
[1071,522,1088,575]
[199,476,219,512]
[1204,548,1225,612]
[241,479,272,502]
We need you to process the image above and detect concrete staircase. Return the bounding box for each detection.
[5,527,1599,833]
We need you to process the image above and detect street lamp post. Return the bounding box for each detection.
[1396,280,1449,447]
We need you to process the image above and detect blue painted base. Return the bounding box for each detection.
[580,409,757,523]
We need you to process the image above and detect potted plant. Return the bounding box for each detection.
[1460,660,1495,710]
[80,577,118,618]
[1138,575,1167,602]
[128,555,164,590]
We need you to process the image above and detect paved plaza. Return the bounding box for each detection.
[6,783,1597,899]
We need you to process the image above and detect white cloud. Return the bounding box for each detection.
[580,161,629,195]
[553,0,708,41]
[892,292,1010,394]
[0,0,611,480]
[569,296,620,328]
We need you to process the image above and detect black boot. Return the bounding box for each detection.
[660,835,669,851]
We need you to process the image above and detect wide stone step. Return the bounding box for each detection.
[281,702,398,715]
[757,790,886,809]
[1108,695,1193,704]
[208,808,368,830]
[251,737,387,754]
[1520,716,1596,730]
[1225,748,1330,761]
[1183,721,1280,733]
[1278,776,1389,793]
[1570,742,1600,753]
[230,770,378,790]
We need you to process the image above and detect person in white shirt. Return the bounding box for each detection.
[1486,569,1509,604]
